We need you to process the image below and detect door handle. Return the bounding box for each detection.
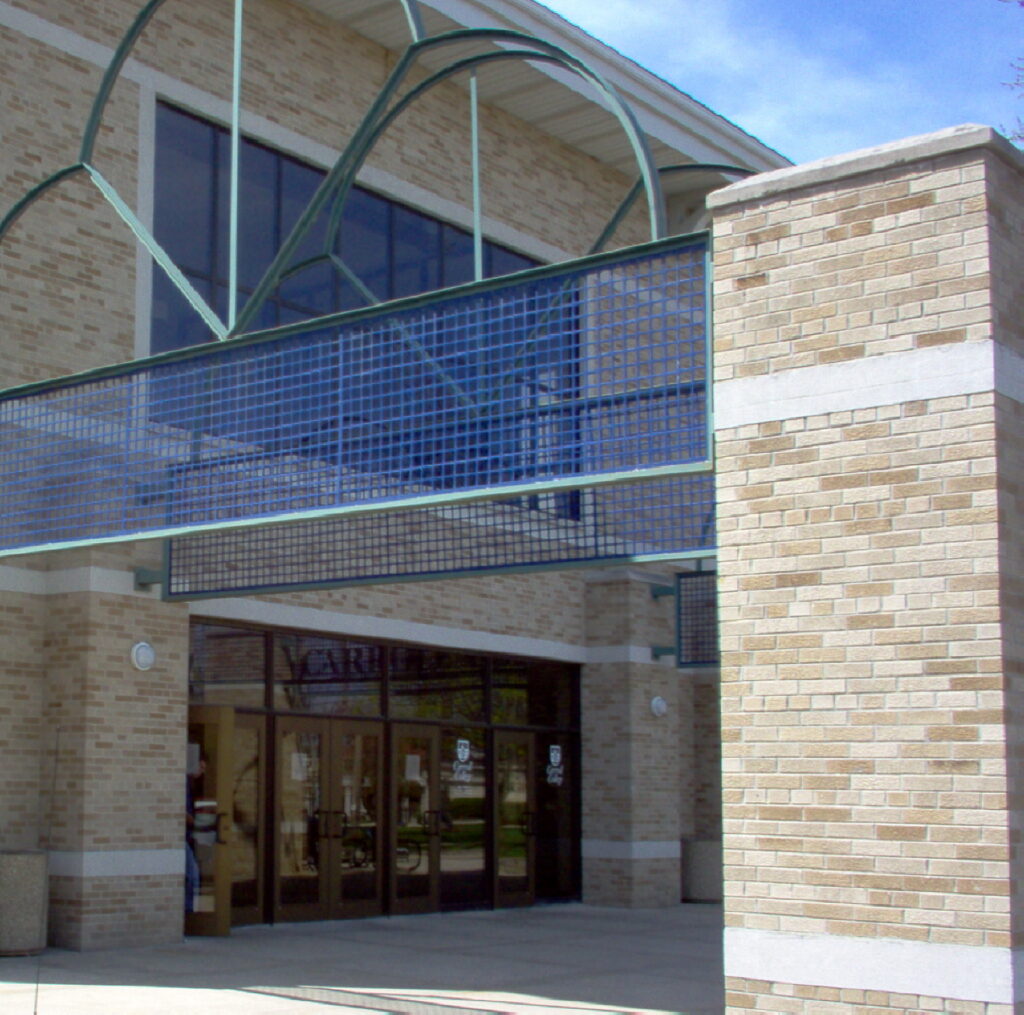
[215,811,229,845]
[520,810,535,836]
[333,810,349,839]
[423,809,441,836]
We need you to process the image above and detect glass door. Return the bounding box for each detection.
[186,705,235,936]
[275,716,327,921]
[229,713,265,925]
[274,717,384,922]
[391,724,440,913]
[440,728,488,909]
[494,731,535,907]
[331,722,383,918]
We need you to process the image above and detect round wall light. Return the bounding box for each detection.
[650,695,668,718]
[131,641,156,671]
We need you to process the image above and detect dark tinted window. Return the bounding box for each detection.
[389,648,486,723]
[152,104,539,352]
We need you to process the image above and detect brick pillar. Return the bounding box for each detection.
[0,583,46,850]
[43,565,189,949]
[709,125,1024,1012]
[580,569,685,905]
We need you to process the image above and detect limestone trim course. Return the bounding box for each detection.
[581,839,682,860]
[0,562,685,664]
[725,927,1016,1005]
[707,123,1023,210]
[48,848,183,879]
[715,339,1023,432]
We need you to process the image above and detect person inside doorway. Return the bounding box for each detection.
[185,751,206,914]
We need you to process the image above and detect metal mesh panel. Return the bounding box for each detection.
[0,235,708,558]
[676,570,719,666]
[166,473,716,596]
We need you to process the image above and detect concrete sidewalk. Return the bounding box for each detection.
[0,904,724,1015]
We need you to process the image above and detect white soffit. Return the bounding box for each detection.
[297,0,789,175]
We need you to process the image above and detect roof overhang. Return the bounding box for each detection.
[296,0,790,178]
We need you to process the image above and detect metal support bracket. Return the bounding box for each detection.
[134,567,164,590]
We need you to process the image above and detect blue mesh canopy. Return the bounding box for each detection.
[0,235,713,586]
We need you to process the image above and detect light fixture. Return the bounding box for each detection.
[650,695,668,718]
[131,641,156,671]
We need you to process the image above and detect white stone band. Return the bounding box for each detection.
[48,849,184,879]
[715,340,1011,432]
[725,927,1017,1004]
[582,839,681,860]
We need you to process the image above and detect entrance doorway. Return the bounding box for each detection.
[275,717,383,922]
[186,620,580,933]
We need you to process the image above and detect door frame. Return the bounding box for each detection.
[330,719,385,919]
[493,729,536,908]
[185,705,235,936]
[390,722,441,914]
[272,715,385,923]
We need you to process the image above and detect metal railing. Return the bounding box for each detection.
[0,234,714,583]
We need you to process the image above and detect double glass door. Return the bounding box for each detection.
[390,725,493,913]
[187,708,568,933]
[275,717,384,922]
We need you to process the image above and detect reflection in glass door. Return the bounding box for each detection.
[186,705,234,936]
[276,717,325,920]
[391,725,440,913]
[495,731,535,907]
[334,725,382,917]
[275,717,383,922]
[440,728,487,909]
[230,713,265,925]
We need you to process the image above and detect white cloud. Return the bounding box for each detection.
[540,0,1013,163]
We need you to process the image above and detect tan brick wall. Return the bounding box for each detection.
[581,574,688,906]
[49,873,181,949]
[0,590,46,849]
[727,979,1013,1014]
[711,130,1023,1009]
[989,140,1024,958]
[712,148,992,383]
[718,393,1007,944]
[42,591,189,855]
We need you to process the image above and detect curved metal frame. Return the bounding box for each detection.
[589,162,755,255]
[0,0,691,347]
[231,27,667,336]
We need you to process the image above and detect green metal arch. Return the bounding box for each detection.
[1,2,667,347]
[232,27,667,336]
[80,0,427,163]
[80,0,169,164]
[590,162,755,255]
[0,164,86,243]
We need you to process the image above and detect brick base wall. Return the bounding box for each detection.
[726,978,1013,1014]
[49,873,182,949]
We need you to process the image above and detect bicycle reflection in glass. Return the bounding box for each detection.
[341,823,422,873]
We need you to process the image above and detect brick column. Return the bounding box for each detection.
[42,564,190,949]
[580,569,686,905]
[709,125,1024,1012]
[0,582,46,850]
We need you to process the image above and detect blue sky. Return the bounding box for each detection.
[539,0,1023,164]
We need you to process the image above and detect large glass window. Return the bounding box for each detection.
[151,104,578,520]
[151,103,539,353]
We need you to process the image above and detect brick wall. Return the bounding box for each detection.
[710,126,1024,1010]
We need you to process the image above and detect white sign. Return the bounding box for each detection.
[546,744,564,786]
[291,752,309,782]
[452,738,473,782]
[404,753,421,782]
